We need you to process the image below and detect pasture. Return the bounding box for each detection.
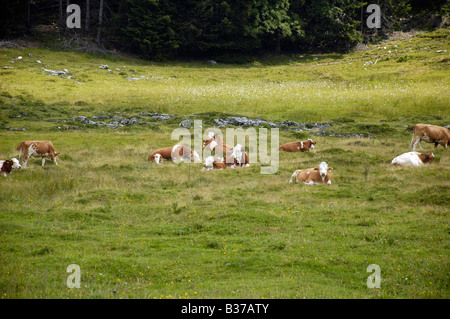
[0,29,449,299]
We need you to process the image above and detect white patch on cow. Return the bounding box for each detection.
[304,181,317,185]
[11,158,21,169]
[327,180,332,185]
[209,140,218,151]
[318,162,329,178]
[207,132,215,140]
[289,169,301,184]
[203,156,215,170]
[28,144,38,157]
[231,144,245,165]
[300,141,304,149]
[308,139,315,149]
[421,133,430,142]
[391,151,424,167]
[154,153,162,164]
[171,144,183,163]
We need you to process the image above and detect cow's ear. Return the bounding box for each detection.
[328,167,333,171]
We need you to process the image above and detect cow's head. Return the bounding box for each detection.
[315,162,332,179]
[153,153,162,164]
[204,140,217,152]
[11,158,21,169]
[231,144,245,164]
[426,152,435,163]
[307,139,316,149]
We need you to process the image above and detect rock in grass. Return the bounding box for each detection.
[179,119,191,128]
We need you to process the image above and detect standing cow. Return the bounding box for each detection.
[16,141,60,167]
[410,124,450,150]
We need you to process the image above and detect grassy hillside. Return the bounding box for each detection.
[0,29,449,299]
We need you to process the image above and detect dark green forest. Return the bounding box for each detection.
[1,0,449,59]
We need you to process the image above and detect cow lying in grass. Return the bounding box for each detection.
[391,151,434,167]
[0,158,21,176]
[289,162,333,185]
[201,156,233,170]
[202,144,250,170]
[203,136,234,155]
[279,139,316,152]
[148,144,200,164]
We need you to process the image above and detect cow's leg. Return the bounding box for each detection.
[410,134,416,148]
[412,136,421,151]
[51,154,58,166]
[42,158,46,166]
[22,155,28,168]
[418,140,423,150]
[289,170,300,184]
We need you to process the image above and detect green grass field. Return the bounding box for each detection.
[0,29,449,299]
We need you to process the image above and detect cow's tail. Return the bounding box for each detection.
[289,170,300,184]
[16,141,24,151]
[16,142,24,160]
[409,125,417,148]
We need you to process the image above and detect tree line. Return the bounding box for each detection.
[1,0,448,60]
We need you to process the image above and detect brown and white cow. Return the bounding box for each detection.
[229,144,250,167]
[279,139,316,152]
[148,144,200,164]
[203,137,234,155]
[16,141,60,167]
[1,158,22,176]
[289,161,333,185]
[201,156,232,170]
[391,151,434,167]
[410,124,450,150]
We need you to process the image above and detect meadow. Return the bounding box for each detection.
[0,29,449,299]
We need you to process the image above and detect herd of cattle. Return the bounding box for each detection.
[1,124,449,184]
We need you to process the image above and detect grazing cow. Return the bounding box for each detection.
[410,124,450,150]
[0,158,21,176]
[289,161,333,185]
[279,139,316,152]
[16,141,60,167]
[148,144,200,164]
[391,151,434,167]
